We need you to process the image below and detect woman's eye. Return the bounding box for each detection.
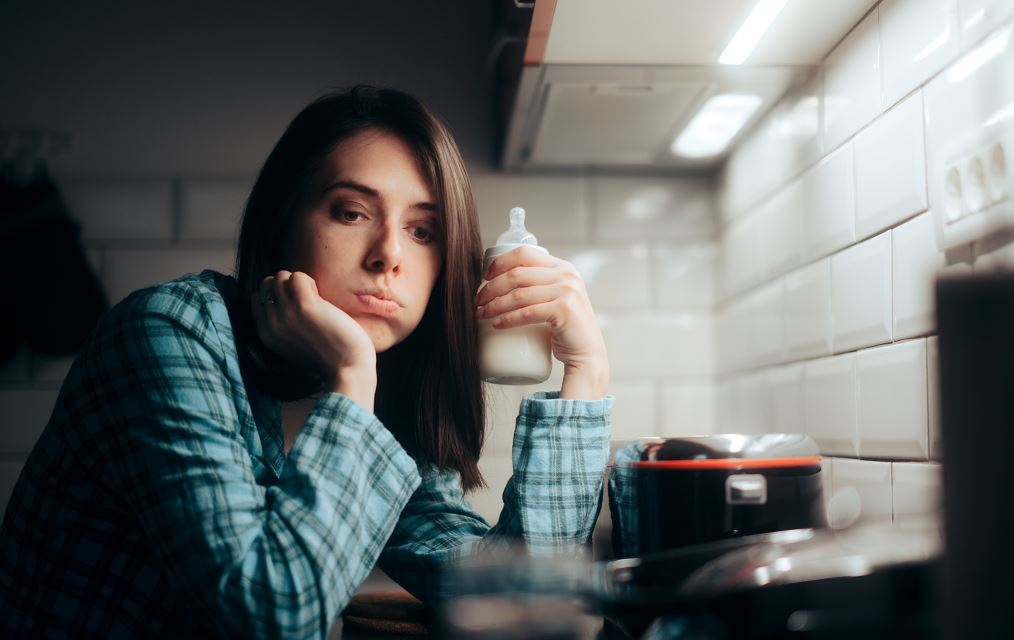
[411,226,435,243]
[336,210,363,222]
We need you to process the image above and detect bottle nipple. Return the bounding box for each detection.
[495,207,538,246]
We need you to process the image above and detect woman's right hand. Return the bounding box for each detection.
[251,271,377,407]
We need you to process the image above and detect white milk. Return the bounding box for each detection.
[478,317,552,384]
[478,206,553,385]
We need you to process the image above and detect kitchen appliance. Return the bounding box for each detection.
[608,434,827,559]
[596,518,942,639]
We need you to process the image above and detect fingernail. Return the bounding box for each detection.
[476,305,485,317]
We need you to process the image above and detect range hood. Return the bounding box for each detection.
[500,0,878,172]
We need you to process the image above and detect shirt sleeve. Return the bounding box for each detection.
[377,390,612,601]
[81,282,421,639]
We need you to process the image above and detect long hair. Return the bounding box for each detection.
[233,86,486,489]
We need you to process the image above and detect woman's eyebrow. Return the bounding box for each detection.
[325,179,436,211]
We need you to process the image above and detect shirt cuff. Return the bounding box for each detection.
[519,390,615,420]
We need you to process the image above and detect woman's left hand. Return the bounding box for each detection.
[475,246,609,399]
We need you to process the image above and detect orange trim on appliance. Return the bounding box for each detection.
[630,456,823,470]
[523,0,558,65]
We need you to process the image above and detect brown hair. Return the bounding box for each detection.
[233,86,486,489]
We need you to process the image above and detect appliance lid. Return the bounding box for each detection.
[634,433,821,468]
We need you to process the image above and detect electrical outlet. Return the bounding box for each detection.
[932,116,1014,251]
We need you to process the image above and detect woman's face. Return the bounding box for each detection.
[280,128,442,352]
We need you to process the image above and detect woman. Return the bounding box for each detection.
[0,86,612,638]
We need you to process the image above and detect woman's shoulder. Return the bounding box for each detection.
[101,270,238,349]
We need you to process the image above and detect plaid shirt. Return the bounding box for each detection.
[0,270,612,639]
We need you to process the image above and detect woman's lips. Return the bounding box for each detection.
[354,293,402,316]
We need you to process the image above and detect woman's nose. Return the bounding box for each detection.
[365,223,402,274]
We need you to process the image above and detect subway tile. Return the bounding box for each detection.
[857,340,930,459]
[179,176,251,243]
[924,23,1014,216]
[719,128,782,225]
[927,336,943,460]
[653,244,716,310]
[879,0,961,109]
[599,312,713,378]
[471,172,589,246]
[61,178,173,242]
[767,71,824,181]
[832,232,893,352]
[659,382,715,437]
[832,458,894,523]
[958,0,1014,49]
[802,144,856,261]
[0,346,31,384]
[554,244,651,310]
[820,457,835,521]
[804,353,859,457]
[0,389,58,453]
[823,9,882,151]
[717,300,748,374]
[783,258,833,360]
[607,381,658,441]
[103,249,236,306]
[716,379,734,432]
[1,460,26,520]
[722,371,770,434]
[482,367,566,453]
[854,92,929,240]
[760,179,805,278]
[721,210,766,299]
[749,280,785,367]
[767,363,805,434]
[893,212,947,338]
[590,176,715,242]
[892,462,943,523]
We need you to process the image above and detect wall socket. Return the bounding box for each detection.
[932,116,1013,251]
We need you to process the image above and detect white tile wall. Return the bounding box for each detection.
[600,312,713,379]
[718,1,1014,528]
[554,244,652,311]
[653,245,716,310]
[804,354,859,457]
[471,173,589,246]
[721,371,770,434]
[767,363,805,434]
[590,176,716,243]
[823,9,883,151]
[659,382,716,436]
[104,248,237,304]
[803,144,857,261]
[179,177,250,243]
[782,258,833,360]
[892,212,946,338]
[854,91,928,239]
[608,381,658,441]
[892,461,942,523]
[832,458,894,521]
[926,336,943,459]
[60,178,174,242]
[958,0,1014,48]
[879,0,960,109]
[856,339,929,459]
[831,231,893,352]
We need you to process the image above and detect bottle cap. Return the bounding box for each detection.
[483,207,548,273]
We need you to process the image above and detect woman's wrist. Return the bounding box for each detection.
[560,360,609,400]
[327,365,377,412]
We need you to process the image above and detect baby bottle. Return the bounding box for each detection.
[479,207,553,384]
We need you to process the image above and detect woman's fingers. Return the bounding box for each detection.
[475,266,561,307]
[487,300,563,330]
[477,283,569,321]
[483,245,563,280]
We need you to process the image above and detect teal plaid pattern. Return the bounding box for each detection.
[0,270,612,639]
